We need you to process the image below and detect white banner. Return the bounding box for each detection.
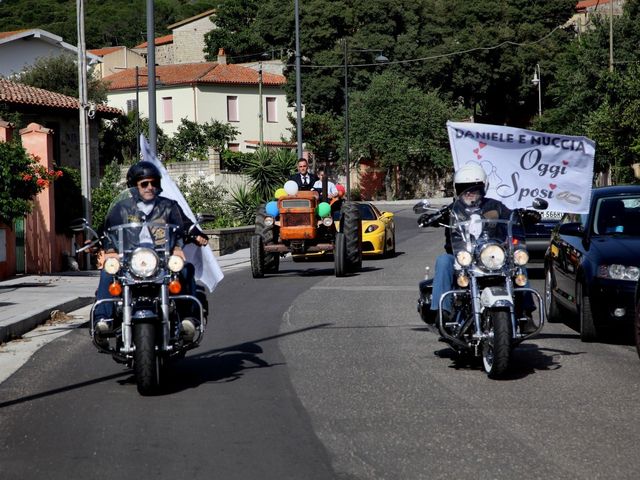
[447,121,595,213]
[140,135,224,292]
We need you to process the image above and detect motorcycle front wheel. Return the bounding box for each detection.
[481,309,512,379]
[134,323,163,395]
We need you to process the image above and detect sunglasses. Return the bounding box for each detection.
[138,180,160,189]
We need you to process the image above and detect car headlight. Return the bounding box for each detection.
[479,244,505,270]
[130,247,159,278]
[103,257,120,275]
[264,216,275,226]
[365,224,380,233]
[322,217,333,227]
[513,248,529,266]
[456,250,472,267]
[167,254,185,273]
[598,264,640,281]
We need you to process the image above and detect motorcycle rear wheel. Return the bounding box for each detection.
[134,323,163,395]
[481,309,512,379]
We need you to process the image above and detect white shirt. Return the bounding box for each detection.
[313,179,338,196]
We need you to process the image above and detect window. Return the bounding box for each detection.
[228,143,240,152]
[162,97,173,123]
[126,99,138,113]
[266,97,277,123]
[227,96,239,122]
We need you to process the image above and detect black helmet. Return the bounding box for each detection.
[126,161,161,188]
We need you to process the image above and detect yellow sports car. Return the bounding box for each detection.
[352,202,396,256]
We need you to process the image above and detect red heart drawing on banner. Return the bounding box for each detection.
[562,160,569,165]
[477,155,482,159]
[479,142,487,149]
[473,148,479,154]
[549,183,557,190]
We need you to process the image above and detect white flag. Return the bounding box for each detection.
[140,135,224,292]
[447,121,596,214]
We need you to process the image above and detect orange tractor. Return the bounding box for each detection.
[250,190,362,278]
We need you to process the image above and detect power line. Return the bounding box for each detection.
[299,25,565,69]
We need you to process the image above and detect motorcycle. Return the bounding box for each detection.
[415,194,547,378]
[72,190,208,395]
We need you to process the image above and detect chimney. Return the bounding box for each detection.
[217,48,226,65]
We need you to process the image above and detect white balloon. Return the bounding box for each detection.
[284,180,299,196]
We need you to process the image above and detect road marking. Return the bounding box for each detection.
[311,286,415,291]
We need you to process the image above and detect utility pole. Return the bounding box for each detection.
[147,0,157,155]
[76,0,91,268]
[294,0,303,159]
[609,0,614,72]
[259,61,264,147]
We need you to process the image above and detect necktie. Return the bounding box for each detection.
[303,176,308,186]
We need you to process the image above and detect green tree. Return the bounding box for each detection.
[16,54,108,103]
[162,119,239,162]
[91,160,124,230]
[349,71,466,198]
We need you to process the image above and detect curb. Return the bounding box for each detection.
[0,296,94,344]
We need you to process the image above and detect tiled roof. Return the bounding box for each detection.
[0,29,29,40]
[134,34,173,49]
[167,9,216,29]
[0,78,122,115]
[88,46,122,56]
[576,0,612,9]
[103,62,286,90]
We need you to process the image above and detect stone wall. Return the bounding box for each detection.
[203,226,254,256]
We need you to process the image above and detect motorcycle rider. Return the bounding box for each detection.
[93,161,207,342]
[423,163,537,329]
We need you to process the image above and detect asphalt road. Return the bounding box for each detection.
[2,203,640,479]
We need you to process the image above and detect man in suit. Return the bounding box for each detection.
[289,158,318,191]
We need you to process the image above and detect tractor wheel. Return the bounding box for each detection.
[334,232,347,277]
[255,204,279,273]
[341,202,362,272]
[250,235,265,278]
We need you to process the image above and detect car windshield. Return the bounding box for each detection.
[593,196,640,236]
[357,204,377,221]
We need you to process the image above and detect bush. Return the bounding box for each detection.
[91,160,124,230]
[176,176,236,228]
[228,184,262,225]
[221,150,252,172]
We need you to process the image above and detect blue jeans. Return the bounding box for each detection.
[94,263,197,321]
[430,253,535,313]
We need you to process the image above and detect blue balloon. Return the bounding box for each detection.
[266,201,279,217]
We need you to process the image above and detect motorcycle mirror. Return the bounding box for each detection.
[196,213,215,223]
[69,218,88,232]
[413,199,431,214]
[531,198,549,210]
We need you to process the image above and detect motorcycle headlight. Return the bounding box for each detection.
[456,250,472,267]
[479,244,505,270]
[130,247,159,278]
[322,217,334,227]
[598,264,640,281]
[103,257,120,275]
[513,248,529,266]
[167,254,185,273]
[264,216,275,227]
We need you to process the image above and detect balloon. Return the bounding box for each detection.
[336,184,346,197]
[284,180,299,196]
[265,201,279,217]
[317,202,331,218]
[274,188,287,199]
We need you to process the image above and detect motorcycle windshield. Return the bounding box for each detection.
[449,189,525,267]
[104,188,180,255]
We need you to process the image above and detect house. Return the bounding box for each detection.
[133,9,216,66]
[0,79,121,279]
[103,50,293,153]
[0,77,122,184]
[0,29,100,77]
[88,46,146,79]
[568,0,625,33]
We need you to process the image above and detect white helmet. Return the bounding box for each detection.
[454,163,487,197]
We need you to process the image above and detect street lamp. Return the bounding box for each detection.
[343,38,388,200]
[531,63,542,117]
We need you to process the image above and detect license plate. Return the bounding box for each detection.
[541,211,563,220]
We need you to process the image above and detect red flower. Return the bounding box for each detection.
[55,170,63,177]
[23,174,33,181]
[36,178,47,187]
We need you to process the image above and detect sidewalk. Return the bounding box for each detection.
[0,249,251,345]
